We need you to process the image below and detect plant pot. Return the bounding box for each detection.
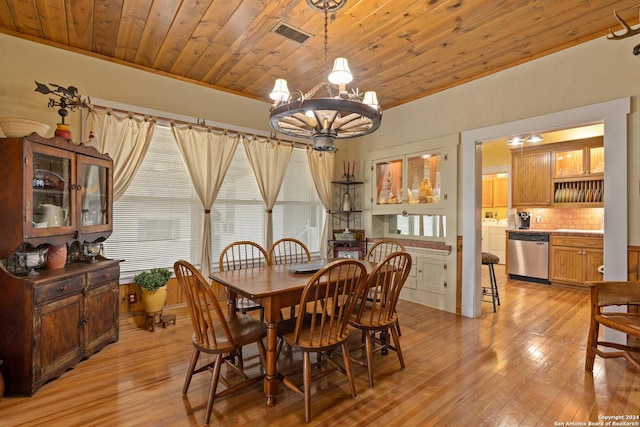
[141,285,168,313]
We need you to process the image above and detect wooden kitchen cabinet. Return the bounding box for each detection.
[482,175,508,208]
[1,260,120,395]
[482,177,493,208]
[549,235,603,287]
[511,149,551,207]
[552,137,604,207]
[493,176,508,207]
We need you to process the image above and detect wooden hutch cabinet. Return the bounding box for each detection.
[0,133,119,396]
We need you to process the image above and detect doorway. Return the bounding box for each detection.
[460,98,629,318]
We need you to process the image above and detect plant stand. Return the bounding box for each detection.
[145,311,177,332]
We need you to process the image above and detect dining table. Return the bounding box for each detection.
[209,259,375,407]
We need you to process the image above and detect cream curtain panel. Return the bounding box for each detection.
[171,124,239,279]
[86,110,156,202]
[306,148,335,258]
[243,138,293,250]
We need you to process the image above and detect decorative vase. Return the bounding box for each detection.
[54,123,72,140]
[142,285,168,313]
[342,192,351,211]
[46,244,67,270]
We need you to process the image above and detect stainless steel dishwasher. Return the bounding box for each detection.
[507,232,549,283]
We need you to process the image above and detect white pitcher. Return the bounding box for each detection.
[40,204,68,227]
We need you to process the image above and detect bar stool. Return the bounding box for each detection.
[481,252,501,312]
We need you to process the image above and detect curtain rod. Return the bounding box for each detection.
[87,103,312,149]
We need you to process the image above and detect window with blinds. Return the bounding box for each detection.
[103,124,323,281]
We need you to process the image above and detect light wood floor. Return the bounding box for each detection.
[1,265,639,426]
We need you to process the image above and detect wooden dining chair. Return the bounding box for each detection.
[219,241,270,321]
[365,238,407,335]
[365,238,406,263]
[269,237,311,319]
[585,280,640,372]
[269,237,311,266]
[349,251,412,388]
[173,260,267,426]
[277,258,367,423]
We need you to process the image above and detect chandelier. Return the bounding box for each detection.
[268,0,382,151]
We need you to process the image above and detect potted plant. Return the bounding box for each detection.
[134,267,172,314]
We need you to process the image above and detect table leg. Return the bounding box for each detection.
[264,299,280,407]
[227,290,237,318]
[265,321,278,406]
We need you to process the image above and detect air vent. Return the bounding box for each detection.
[271,22,312,44]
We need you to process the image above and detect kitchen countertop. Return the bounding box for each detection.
[506,228,603,237]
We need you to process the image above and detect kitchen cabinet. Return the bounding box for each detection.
[0,260,120,395]
[511,136,604,208]
[400,246,453,311]
[482,175,508,208]
[511,149,551,207]
[482,177,493,208]
[0,133,113,258]
[552,137,604,207]
[493,176,508,207]
[549,234,603,287]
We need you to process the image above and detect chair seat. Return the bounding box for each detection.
[349,305,398,330]
[482,252,500,264]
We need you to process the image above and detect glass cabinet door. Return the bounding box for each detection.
[407,151,442,204]
[589,146,604,174]
[77,155,112,232]
[375,157,403,205]
[30,147,75,234]
[554,149,583,177]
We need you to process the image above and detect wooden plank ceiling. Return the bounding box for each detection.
[0,0,638,110]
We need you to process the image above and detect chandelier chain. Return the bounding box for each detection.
[303,2,334,100]
[323,3,334,97]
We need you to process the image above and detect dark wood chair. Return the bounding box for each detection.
[365,238,406,263]
[219,241,270,321]
[173,260,266,425]
[269,237,311,319]
[585,280,640,372]
[277,258,367,423]
[349,251,412,388]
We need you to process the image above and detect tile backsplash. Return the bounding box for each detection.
[526,207,604,230]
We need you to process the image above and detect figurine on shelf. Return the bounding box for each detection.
[419,178,433,203]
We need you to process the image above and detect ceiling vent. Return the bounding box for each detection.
[271,22,312,44]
